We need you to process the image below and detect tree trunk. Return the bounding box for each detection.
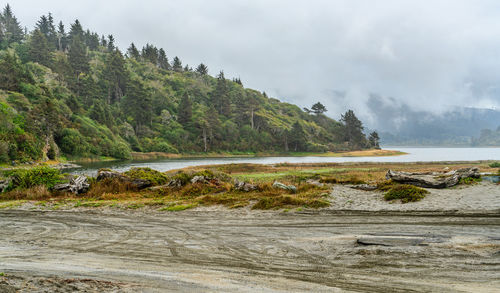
[203,128,207,152]
[250,109,254,129]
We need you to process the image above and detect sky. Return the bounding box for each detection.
[9,0,500,127]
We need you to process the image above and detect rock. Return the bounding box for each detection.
[53,176,90,194]
[97,169,151,190]
[350,184,377,191]
[0,178,11,193]
[191,175,207,184]
[306,179,324,187]
[234,180,258,192]
[386,167,480,189]
[272,181,297,193]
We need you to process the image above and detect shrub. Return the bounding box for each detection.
[152,141,178,154]
[489,162,500,168]
[124,167,168,186]
[111,141,132,160]
[5,166,65,190]
[384,184,428,203]
[459,177,482,185]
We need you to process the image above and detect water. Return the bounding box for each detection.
[69,147,500,176]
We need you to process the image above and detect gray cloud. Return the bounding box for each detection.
[10,0,500,125]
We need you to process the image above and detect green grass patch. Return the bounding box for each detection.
[384,184,429,203]
[124,167,168,186]
[459,177,482,185]
[0,200,26,209]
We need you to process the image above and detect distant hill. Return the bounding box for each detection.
[365,95,500,146]
[0,4,375,163]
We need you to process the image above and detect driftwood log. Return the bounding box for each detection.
[386,167,480,189]
[53,176,90,194]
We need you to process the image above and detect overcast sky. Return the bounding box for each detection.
[9,0,500,125]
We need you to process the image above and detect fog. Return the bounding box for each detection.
[10,0,500,126]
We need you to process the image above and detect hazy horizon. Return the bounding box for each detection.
[10,0,500,126]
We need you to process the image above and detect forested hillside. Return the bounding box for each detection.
[0,4,376,163]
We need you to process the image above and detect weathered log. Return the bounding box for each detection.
[0,178,11,193]
[234,180,258,192]
[386,167,480,189]
[53,176,90,194]
[272,181,297,193]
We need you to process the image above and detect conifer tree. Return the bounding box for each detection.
[107,34,115,51]
[56,21,67,51]
[68,19,84,44]
[68,35,89,79]
[123,79,151,133]
[289,121,307,151]
[311,102,327,115]
[157,48,169,69]
[1,4,24,45]
[177,92,192,127]
[29,29,51,66]
[369,131,380,149]
[212,71,231,116]
[141,43,158,64]
[36,14,56,49]
[340,110,366,148]
[127,42,140,59]
[172,56,182,72]
[196,63,208,75]
[102,49,127,104]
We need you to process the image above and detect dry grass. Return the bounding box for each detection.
[0,161,493,211]
[1,185,52,200]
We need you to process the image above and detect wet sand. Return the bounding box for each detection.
[1,183,500,293]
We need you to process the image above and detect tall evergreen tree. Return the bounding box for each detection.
[196,63,208,75]
[102,49,127,104]
[56,21,67,51]
[340,110,366,148]
[127,42,139,59]
[141,43,158,64]
[123,79,151,133]
[172,56,182,72]
[107,34,115,51]
[157,48,169,69]
[177,92,192,127]
[36,14,56,49]
[368,131,380,149]
[289,121,307,151]
[311,102,327,115]
[1,4,24,45]
[28,29,51,66]
[68,35,89,79]
[68,19,84,44]
[212,71,231,116]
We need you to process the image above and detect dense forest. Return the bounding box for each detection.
[0,4,378,163]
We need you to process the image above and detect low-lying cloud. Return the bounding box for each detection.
[12,0,500,125]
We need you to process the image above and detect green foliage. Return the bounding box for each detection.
[0,6,374,162]
[124,167,168,186]
[384,184,429,203]
[489,162,500,168]
[458,177,482,185]
[4,166,64,190]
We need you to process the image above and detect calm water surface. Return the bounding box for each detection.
[69,147,500,176]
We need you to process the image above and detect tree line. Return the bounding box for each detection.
[0,4,379,163]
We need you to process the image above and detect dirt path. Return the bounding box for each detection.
[1,209,499,292]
